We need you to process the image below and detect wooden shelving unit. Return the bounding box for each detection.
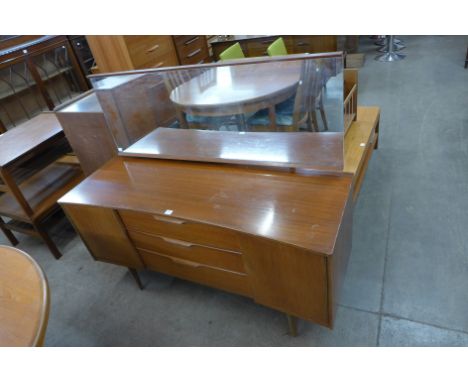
[0,112,84,258]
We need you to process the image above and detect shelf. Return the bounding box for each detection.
[1,219,37,236]
[0,161,83,221]
[9,138,71,185]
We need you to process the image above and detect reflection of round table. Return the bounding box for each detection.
[0,245,50,346]
[169,61,301,130]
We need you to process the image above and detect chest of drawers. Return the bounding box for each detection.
[173,35,211,65]
[86,35,211,73]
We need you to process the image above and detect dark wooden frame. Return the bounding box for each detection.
[0,36,90,129]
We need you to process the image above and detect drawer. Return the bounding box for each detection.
[140,249,252,297]
[173,35,201,46]
[292,36,312,54]
[137,49,179,69]
[124,36,175,68]
[246,40,272,57]
[179,48,208,65]
[119,210,241,252]
[175,37,206,57]
[292,36,337,54]
[128,230,245,273]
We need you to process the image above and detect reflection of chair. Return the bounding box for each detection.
[219,43,245,61]
[164,70,192,91]
[196,68,216,92]
[267,38,288,57]
[248,60,328,132]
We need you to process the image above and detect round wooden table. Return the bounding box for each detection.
[0,245,50,346]
[169,60,301,130]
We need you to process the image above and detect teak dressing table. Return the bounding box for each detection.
[59,131,354,335]
[57,55,380,336]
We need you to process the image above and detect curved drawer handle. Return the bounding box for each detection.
[170,257,200,268]
[152,215,186,224]
[187,48,202,58]
[296,41,309,46]
[184,36,199,45]
[162,237,193,247]
[146,44,160,53]
[152,61,164,68]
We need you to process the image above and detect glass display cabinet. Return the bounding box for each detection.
[89,52,345,173]
[0,36,91,131]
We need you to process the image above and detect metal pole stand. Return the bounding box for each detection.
[375,36,406,62]
[375,36,403,46]
[377,35,406,52]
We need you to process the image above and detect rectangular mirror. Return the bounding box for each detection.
[90,52,344,172]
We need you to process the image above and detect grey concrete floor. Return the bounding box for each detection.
[2,36,468,346]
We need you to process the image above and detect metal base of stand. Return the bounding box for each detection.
[375,52,406,62]
[377,43,406,52]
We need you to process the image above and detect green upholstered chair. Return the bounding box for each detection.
[267,37,288,56]
[219,43,245,61]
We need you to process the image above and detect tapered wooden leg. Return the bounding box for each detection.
[128,268,144,290]
[34,222,62,259]
[175,107,188,129]
[374,120,380,149]
[310,110,320,133]
[286,314,298,337]
[0,217,19,246]
[318,96,328,131]
[268,105,277,131]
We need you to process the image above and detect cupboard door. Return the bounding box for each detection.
[29,41,88,107]
[63,204,143,268]
[240,236,330,327]
[0,59,48,129]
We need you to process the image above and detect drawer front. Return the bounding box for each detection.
[246,40,272,57]
[292,36,312,54]
[140,249,252,297]
[173,35,201,46]
[179,48,208,65]
[124,35,176,68]
[175,36,209,65]
[292,36,337,54]
[247,37,294,57]
[138,49,179,69]
[119,210,241,252]
[128,230,245,273]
